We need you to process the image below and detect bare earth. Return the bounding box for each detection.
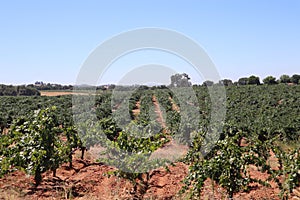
[1,154,300,200]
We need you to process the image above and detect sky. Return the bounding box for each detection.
[0,0,299,85]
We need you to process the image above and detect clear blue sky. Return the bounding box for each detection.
[0,0,299,85]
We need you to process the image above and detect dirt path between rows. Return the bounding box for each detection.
[150,95,189,162]
[131,100,140,119]
[169,96,180,112]
[152,95,166,129]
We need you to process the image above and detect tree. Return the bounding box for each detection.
[219,79,233,86]
[291,74,300,84]
[170,73,192,87]
[202,80,214,87]
[238,77,248,85]
[279,75,291,83]
[263,76,278,85]
[248,75,260,85]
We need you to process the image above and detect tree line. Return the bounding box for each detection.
[31,81,73,90]
[206,74,300,86]
[0,84,40,96]
[1,74,299,96]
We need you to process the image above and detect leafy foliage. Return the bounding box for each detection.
[181,124,300,199]
[0,107,69,185]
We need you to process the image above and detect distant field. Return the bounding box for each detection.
[39,90,93,96]
[40,91,74,96]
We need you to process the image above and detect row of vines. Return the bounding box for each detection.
[0,84,300,199]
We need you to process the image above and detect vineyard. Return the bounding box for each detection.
[0,84,300,199]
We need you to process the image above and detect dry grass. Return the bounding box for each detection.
[0,188,26,200]
[39,91,92,96]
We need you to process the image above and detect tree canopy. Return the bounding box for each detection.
[263,76,278,85]
[170,73,192,87]
[0,85,40,96]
